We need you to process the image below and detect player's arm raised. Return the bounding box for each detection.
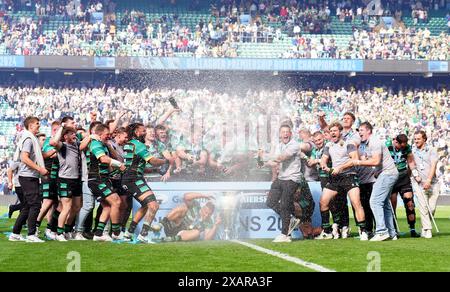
[49,124,64,150]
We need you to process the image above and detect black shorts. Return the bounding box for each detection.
[121,178,155,203]
[161,217,185,237]
[319,176,330,189]
[325,174,359,195]
[58,178,82,198]
[88,178,115,199]
[391,173,413,196]
[111,179,127,197]
[40,177,58,200]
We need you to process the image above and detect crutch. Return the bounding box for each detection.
[411,179,440,233]
[388,199,401,234]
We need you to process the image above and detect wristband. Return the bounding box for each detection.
[110,159,123,168]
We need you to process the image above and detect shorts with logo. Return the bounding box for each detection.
[88,177,115,199]
[325,173,359,194]
[121,177,156,203]
[111,178,127,197]
[40,176,58,200]
[58,177,82,198]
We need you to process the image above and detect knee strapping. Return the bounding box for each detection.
[403,197,415,211]
[140,195,156,207]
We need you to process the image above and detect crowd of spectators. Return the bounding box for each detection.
[0,0,448,59]
[283,27,449,60]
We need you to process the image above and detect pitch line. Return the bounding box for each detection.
[231,239,335,272]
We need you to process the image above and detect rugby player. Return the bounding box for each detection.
[317,122,368,241]
[122,123,169,242]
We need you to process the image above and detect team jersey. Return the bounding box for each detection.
[42,137,59,179]
[183,200,214,231]
[386,140,411,172]
[311,146,330,178]
[109,141,124,180]
[123,139,154,179]
[145,140,166,172]
[88,139,110,178]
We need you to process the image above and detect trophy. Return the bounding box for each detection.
[219,192,241,240]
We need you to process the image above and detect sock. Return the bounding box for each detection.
[36,221,41,228]
[57,227,65,235]
[112,223,121,236]
[94,221,106,237]
[128,221,137,234]
[50,210,60,232]
[321,210,332,233]
[357,221,367,233]
[64,224,72,233]
[140,222,150,237]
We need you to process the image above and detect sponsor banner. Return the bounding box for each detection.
[1,55,447,73]
[94,57,115,68]
[128,57,364,72]
[132,181,322,240]
[428,61,449,72]
[0,56,25,68]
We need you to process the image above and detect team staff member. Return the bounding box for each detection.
[412,130,440,239]
[9,117,48,243]
[262,124,306,243]
[356,124,377,236]
[355,122,398,241]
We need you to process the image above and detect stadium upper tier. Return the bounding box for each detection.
[0,1,448,59]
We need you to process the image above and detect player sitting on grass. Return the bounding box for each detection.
[159,192,222,241]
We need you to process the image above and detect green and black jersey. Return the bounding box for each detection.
[386,140,411,173]
[42,137,59,180]
[183,200,214,231]
[145,140,166,173]
[311,146,330,178]
[88,139,110,179]
[123,139,154,180]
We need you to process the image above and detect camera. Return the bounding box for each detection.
[159,159,170,176]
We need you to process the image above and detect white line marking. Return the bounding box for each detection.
[232,239,335,272]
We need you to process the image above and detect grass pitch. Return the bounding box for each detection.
[1,206,449,272]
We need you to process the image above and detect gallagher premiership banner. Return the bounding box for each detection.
[132,181,322,240]
[126,57,364,72]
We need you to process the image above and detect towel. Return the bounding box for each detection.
[13,130,45,168]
